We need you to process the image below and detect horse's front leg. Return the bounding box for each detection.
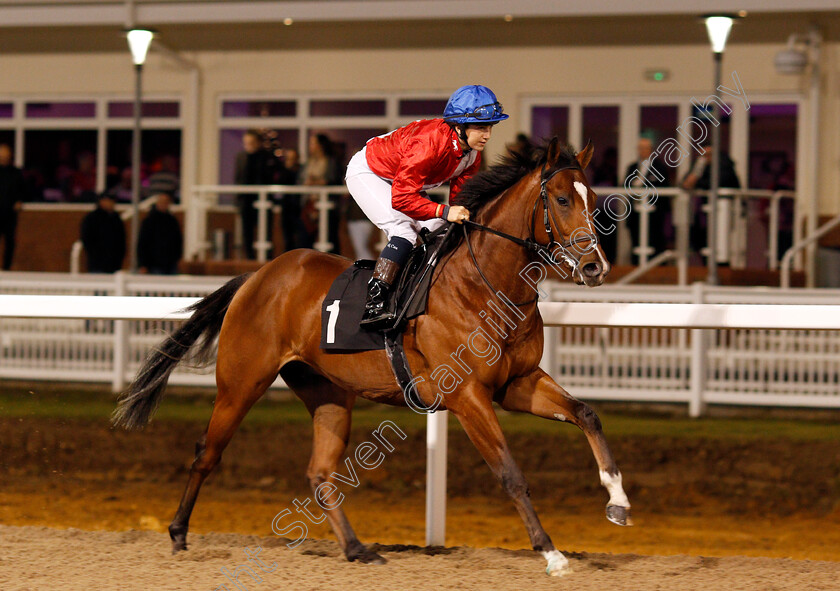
[500,368,632,527]
[448,388,570,576]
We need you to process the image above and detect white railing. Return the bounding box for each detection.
[187,185,448,263]
[542,280,840,418]
[780,212,840,288]
[0,271,226,390]
[550,187,797,280]
[2,272,838,417]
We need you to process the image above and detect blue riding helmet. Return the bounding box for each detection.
[443,85,509,125]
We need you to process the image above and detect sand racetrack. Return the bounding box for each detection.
[1,387,839,590]
[3,524,840,591]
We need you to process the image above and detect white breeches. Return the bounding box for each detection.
[345,148,446,243]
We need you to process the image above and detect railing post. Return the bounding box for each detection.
[637,201,653,266]
[255,190,271,263]
[675,190,690,286]
[425,410,448,547]
[112,271,128,393]
[688,281,707,418]
[314,189,335,252]
[768,193,781,271]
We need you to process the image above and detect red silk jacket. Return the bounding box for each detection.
[364,118,481,221]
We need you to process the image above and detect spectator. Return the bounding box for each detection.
[302,134,341,253]
[146,155,180,202]
[592,146,618,187]
[625,136,670,263]
[138,193,182,275]
[276,148,311,251]
[507,132,533,156]
[681,143,742,262]
[80,194,125,273]
[72,151,98,202]
[0,143,25,270]
[234,130,277,259]
[106,167,133,203]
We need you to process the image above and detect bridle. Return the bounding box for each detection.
[462,163,600,306]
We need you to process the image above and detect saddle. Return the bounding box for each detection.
[320,225,454,413]
[320,225,452,352]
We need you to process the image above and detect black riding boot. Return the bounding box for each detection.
[360,256,401,330]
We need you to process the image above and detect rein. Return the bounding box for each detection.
[461,163,599,305]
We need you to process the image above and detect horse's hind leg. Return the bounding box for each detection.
[500,368,632,527]
[281,364,385,564]
[169,356,277,553]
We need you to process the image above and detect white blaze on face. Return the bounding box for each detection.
[573,180,608,271]
[600,470,630,507]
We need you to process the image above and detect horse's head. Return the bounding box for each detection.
[532,138,611,287]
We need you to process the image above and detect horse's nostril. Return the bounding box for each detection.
[583,262,601,277]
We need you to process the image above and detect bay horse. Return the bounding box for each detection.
[112,138,632,576]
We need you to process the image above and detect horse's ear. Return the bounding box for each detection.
[546,137,562,166]
[576,140,595,170]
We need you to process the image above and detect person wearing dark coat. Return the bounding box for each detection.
[0,143,26,270]
[625,137,671,263]
[681,144,742,259]
[138,193,182,275]
[234,130,277,259]
[80,194,126,273]
[275,148,311,251]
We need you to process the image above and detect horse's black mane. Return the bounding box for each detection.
[434,138,580,261]
[455,138,579,214]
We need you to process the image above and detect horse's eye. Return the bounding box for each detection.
[557,196,569,206]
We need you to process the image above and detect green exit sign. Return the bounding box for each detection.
[645,69,670,82]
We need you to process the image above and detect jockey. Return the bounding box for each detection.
[345,84,509,329]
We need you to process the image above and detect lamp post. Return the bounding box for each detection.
[125,28,154,273]
[702,14,736,285]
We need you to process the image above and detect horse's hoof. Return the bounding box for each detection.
[350,550,387,565]
[169,525,188,554]
[543,550,571,576]
[346,542,387,565]
[606,504,633,527]
[171,538,188,554]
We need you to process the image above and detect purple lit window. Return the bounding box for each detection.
[309,100,386,117]
[398,99,447,117]
[531,106,569,143]
[222,101,297,118]
[26,102,95,118]
[108,101,180,118]
[0,103,12,118]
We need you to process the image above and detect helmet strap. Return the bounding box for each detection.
[458,124,472,154]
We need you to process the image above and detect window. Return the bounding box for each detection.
[105,129,183,201]
[639,105,680,185]
[582,105,619,186]
[219,128,299,187]
[107,101,180,119]
[748,103,796,190]
[398,99,447,117]
[531,106,569,144]
[309,100,386,117]
[26,101,95,118]
[217,94,448,193]
[221,100,297,118]
[24,129,98,202]
[0,96,183,202]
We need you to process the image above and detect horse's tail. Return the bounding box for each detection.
[111,273,251,430]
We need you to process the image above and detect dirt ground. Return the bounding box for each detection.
[1,409,839,589]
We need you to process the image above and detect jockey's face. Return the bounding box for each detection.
[464,124,493,152]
